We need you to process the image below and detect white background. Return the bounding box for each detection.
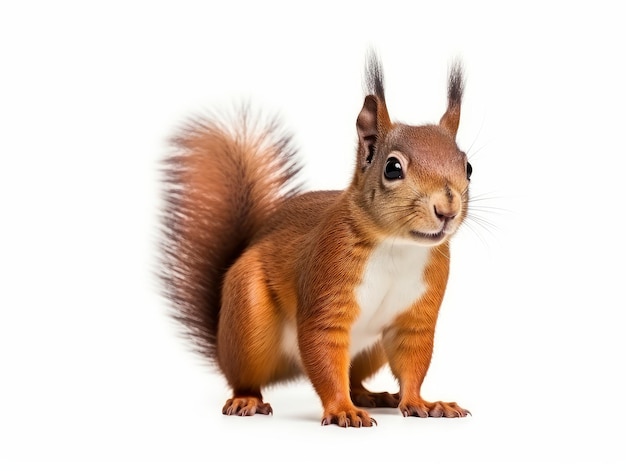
[1,1,625,469]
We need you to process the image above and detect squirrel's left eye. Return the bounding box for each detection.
[466,161,473,180]
[384,157,403,180]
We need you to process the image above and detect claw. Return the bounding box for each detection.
[222,396,272,417]
[400,400,468,419]
[321,408,375,428]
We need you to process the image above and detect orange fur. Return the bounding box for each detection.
[160,53,471,427]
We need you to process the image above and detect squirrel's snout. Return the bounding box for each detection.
[434,204,458,222]
[431,189,461,225]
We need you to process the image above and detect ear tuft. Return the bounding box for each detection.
[439,61,464,137]
[364,49,386,101]
[447,61,464,109]
[356,50,392,168]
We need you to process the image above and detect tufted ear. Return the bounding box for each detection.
[356,51,392,169]
[439,62,464,138]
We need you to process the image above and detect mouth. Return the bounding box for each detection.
[409,229,447,244]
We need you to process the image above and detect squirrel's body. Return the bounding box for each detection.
[161,54,471,427]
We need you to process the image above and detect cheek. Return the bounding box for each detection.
[379,188,423,224]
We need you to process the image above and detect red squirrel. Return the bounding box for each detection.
[160,52,471,427]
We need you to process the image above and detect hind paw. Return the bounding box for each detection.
[222,397,273,416]
[351,389,400,408]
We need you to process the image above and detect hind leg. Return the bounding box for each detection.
[350,342,400,408]
[216,250,295,416]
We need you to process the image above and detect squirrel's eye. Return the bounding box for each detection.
[466,161,473,180]
[384,157,403,180]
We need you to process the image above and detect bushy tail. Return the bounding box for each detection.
[159,107,302,362]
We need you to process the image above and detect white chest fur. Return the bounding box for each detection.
[350,239,431,357]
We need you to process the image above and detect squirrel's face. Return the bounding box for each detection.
[354,60,468,246]
[360,124,470,246]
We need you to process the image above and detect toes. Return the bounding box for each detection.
[222,398,237,415]
[222,398,247,416]
[222,397,272,416]
[256,402,273,415]
[440,401,470,418]
[428,403,445,418]
[321,408,376,428]
[400,403,429,418]
[400,401,469,418]
[321,412,350,427]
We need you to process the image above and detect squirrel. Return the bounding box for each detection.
[160,52,472,427]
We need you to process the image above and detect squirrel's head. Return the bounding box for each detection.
[352,53,470,247]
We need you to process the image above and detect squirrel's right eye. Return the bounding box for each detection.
[384,157,403,180]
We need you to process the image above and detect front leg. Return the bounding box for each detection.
[296,234,378,428]
[383,309,469,418]
[298,317,376,427]
[383,244,469,418]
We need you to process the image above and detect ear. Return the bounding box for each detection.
[356,95,391,167]
[439,62,464,138]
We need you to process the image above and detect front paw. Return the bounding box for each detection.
[399,400,470,418]
[321,407,377,427]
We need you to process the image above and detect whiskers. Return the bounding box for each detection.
[461,192,508,247]
[385,194,425,224]
[382,187,506,255]
[392,195,426,233]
